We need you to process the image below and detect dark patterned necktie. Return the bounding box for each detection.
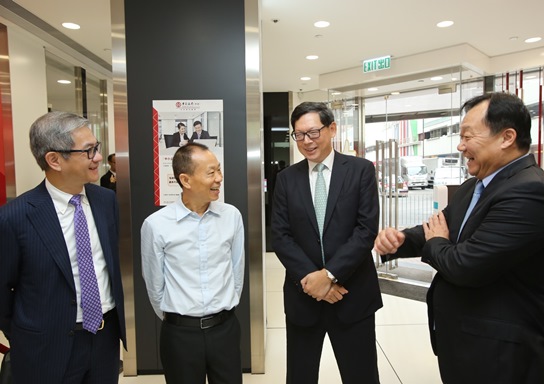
[69,195,103,333]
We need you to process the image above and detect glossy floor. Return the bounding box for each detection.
[0,253,442,383]
[118,253,441,384]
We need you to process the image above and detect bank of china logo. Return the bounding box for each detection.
[175,101,200,111]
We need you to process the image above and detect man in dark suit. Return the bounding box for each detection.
[171,122,190,147]
[100,153,117,192]
[189,120,210,140]
[271,102,382,384]
[375,92,544,384]
[0,111,126,384]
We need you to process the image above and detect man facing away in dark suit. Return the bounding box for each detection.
[100,153,117,193]
[0,111,126,384]
[271,102,382,384]
[375,92,544,384]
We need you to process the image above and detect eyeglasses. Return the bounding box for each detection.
[291,125,329,141]
[53,142,101,159]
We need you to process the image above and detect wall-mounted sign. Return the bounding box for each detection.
[152,99,224,206]
[363,55,391,73]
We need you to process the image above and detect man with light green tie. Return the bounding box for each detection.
[272,101,381,384]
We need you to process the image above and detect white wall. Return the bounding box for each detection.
[2,21,117,196]
[7,26,49,194]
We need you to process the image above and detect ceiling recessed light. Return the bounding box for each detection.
[300,76,311,81]
[368,87,378,91]
[430,76,443,81]
[451,77,458,81]
[306,55,319,60]
[391,91,400,95]
[525,37,542,43]
[436,20,454,28]
[62,22,80,30]
[57,80,71,84]
[314,21,330,28]
[330,92,341,96]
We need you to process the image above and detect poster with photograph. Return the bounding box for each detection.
[152,99,224,206]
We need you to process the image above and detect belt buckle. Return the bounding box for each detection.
[200,315,214,329]
[98,319,105,331]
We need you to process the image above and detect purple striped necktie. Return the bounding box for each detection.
[69,194,103,333]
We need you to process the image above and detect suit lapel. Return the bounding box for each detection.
[86,186,114,277]
[27,182,76,293]
[452,178,479,241]
[455,155,536,241]
[294,160,320,235]
[324,152,347,232]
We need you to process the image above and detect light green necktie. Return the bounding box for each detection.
[314,163,327,265]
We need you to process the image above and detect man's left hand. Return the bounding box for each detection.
[301,270,332,301]
[423,211,449,241]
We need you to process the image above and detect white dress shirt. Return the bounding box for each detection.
[307,149,335,201]
[141,194,245,319]
[45,178,115,322]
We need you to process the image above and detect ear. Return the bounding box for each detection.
[500,128,517,149]
[329,121,338,138]
[179,173,191,189]
[45,151,63,171]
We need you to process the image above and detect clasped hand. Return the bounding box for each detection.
[301,269,348,304]
[423,211,449,241]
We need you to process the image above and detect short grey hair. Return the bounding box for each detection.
[29,111,90,170]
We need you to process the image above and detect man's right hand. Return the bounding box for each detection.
[323,284,348,304]
[374,227,406,255]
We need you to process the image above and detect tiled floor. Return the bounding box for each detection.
[1,253,442,383]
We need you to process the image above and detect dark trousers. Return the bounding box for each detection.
[61,309,121,384]
[286,306,379,384]
[160,313,242,384]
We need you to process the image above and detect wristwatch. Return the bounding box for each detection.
[325,269,338,284]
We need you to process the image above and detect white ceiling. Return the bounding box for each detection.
[9,0,544,94]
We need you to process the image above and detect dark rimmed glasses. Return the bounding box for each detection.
[53,142,101,159]
[291,125,329,141]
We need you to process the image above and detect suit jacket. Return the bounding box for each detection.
[100,170,117,192]
[390,155,544,383]
[271,151,382,326]
[171,131,189,147]
[0,181,126,383]
[190,130,211,140]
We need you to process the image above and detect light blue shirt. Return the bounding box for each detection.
[141,194,245,319]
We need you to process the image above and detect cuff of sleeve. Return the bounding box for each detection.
[325,269,338,284]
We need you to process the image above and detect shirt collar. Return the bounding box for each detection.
[481,153,529,188]
[45,178,87,214]
[175,192,220,221]
[308,149,335,172]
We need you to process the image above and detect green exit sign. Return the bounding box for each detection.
[363,56,391,73]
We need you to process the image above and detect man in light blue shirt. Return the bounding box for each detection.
[141,142,244,384]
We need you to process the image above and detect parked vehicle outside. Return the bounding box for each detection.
[379,174,409,197]
[433,166,466,186]
[400,156,428,189]
[423,157,460,188]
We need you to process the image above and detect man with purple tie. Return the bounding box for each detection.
[0,111,126,384]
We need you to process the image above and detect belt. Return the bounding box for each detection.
[74,308,116,331]
[164,309,234,330]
